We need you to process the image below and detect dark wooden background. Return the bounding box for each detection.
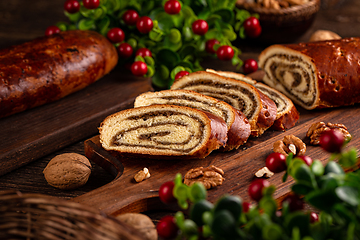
[1,0,360,227]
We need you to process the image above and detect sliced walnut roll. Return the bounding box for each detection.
[171,71,277,136]
[207,69,299,130]
[99,104,228,159]
[134,89,251,151]
[259,38,360,110]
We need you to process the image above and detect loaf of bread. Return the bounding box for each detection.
[171,71,277,136]
[258,37,360,110]
[207,69,299,130]
[99,104,228,159]
[134,89,251,151]
[0,30,118,118]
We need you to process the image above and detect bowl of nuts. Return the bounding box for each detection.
[236,0,321,44]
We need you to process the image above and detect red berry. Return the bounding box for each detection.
[159,181,176,204]
[135,48,152,58]
[216,45,234,61]
[243,16,262,38]
[136,16,154,34]
[205,39,220,54]
[64,0,80,13]
[175,71,189,80]
[192,19,209,35]
[320,129,345,153]
[164,0,181,15]
[296,155,313,166]
[156,216,178,239]
[131,61,148,76]
[242,202,251,213]
[117,43,133,59]
[265,152,287,173]
[243,58,258,74]
[45,26,60,36]
[282,193,304,212]
[309,212,319,223]
[83,0,100,9]
[107,28,125,43]
[248,178,270,202]
[122,10,139,26]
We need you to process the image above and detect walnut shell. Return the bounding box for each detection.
[43,153,91,190]
[116,213,157,240]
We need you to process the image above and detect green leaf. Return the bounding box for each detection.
[213,9,234,23]
[168,28,182,43]
[97,16,111,35]
[157,49,180,68]
[183,219,199,236]
[78,19,96,30]
[190,199,213,226]
[144,65,154,78]
[338,147,359,168]
[64,11,82,23]
[335,186,360,206]
[333,203,357,223]
[311,160,325,177]
[213,195,242,221]
[210,210,239,238]
[222,29,237,41]
[262,223,283,240]
[291,181,314,195]
[324,161,345,175]
[170,66,186,80]
[259,196,277,216]
[156,12,175,32]
[305,189,341,212]
[285,212,310,237]
[188,182,207,203]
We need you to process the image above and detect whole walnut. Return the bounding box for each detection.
[116,213,157,240]
[43,153,91,190]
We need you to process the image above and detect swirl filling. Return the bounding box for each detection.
[262,53,317,108]
[171,79,257,122]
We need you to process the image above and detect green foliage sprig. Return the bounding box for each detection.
[168,135,360,239]
[57,0,258,89]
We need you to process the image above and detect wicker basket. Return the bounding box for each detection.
[0,190,143,240]
[236,0,321,43]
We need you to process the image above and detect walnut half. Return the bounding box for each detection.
[273,135,306,157]
[306,122,352,145]
[184,165,225,190]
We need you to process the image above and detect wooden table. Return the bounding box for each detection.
[1,0,360,226]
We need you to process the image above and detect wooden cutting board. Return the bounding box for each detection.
[72,94,360,216]
[0,66,152,176]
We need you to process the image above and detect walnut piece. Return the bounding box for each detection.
[306,122,352,145]
[134,168,151,182]
[255,167,274,178]
[184,165,225,189]
[273,135,306,157]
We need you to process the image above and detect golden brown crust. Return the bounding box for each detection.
[99,105,228,159]
[223,110,251,151]
[271,104,300,130]
[259,38,360,110]
[0,30,118,118]
[253,91,277,136]
[255,82,299,131]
